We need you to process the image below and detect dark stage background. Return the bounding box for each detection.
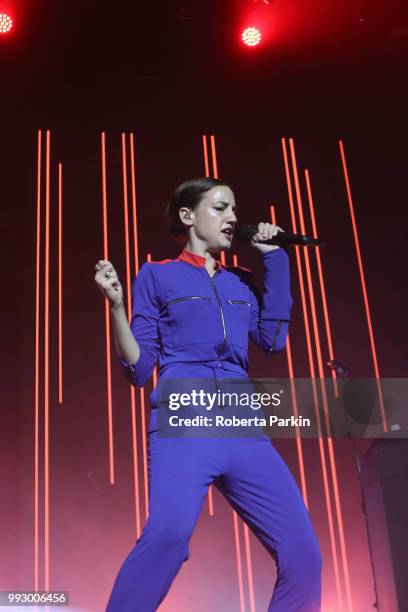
[1,1,407,611]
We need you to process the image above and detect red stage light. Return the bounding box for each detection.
[242,26,262,47]
[0,13,13,34]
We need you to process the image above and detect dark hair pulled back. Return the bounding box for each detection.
[165,177,231,241]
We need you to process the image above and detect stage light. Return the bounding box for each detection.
[242,26,262,47]
[0,13,13,33]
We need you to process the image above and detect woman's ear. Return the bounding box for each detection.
[179,207,193,226]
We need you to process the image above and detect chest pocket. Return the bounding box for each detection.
[227,298,251,349]
[161,295,221,348]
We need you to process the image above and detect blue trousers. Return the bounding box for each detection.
[106,409,322,611]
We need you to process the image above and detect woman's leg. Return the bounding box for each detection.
[105,432,226,612]
[215,436,323,612]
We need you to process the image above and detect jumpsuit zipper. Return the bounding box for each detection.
[161,295,210,311]
[209,273,226,342]
[208,271,227,404]
[227,299,251,306]
[269,320,282,353]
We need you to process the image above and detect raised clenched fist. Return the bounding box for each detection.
[94,260,123,309]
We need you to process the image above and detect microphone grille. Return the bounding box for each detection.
[234,224,255,241]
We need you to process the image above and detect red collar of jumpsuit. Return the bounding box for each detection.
[176,248,223,273]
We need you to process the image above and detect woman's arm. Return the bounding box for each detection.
[115,263,161,388]
[248,247,293,354]
[110,301,141,365]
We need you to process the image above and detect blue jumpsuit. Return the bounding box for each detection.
[106,247,322,611]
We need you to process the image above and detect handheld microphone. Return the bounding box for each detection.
[233,224,325,247]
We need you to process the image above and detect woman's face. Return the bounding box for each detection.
[181,185,238,251]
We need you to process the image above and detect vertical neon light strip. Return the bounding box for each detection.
[339,141,387,433]
[130,134,149,526]
[210,134,218,179]
[34,130,42,591]
[304,170,339,398]
[129,133,143,534]
[289,138,354,611]
[202,134,210,177]
[232,511,246,612]
[101,132,115,484]
[242,519,256,612]
[44,129,50,589]
[281,137,344,609]
[122,133,138,524]
[201,134,215,517]
[210,134,226,266]
[285,333,309,507]
[58,164,63,404]
[270,204,309,508]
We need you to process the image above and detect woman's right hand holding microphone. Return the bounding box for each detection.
[94,260,123,310]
